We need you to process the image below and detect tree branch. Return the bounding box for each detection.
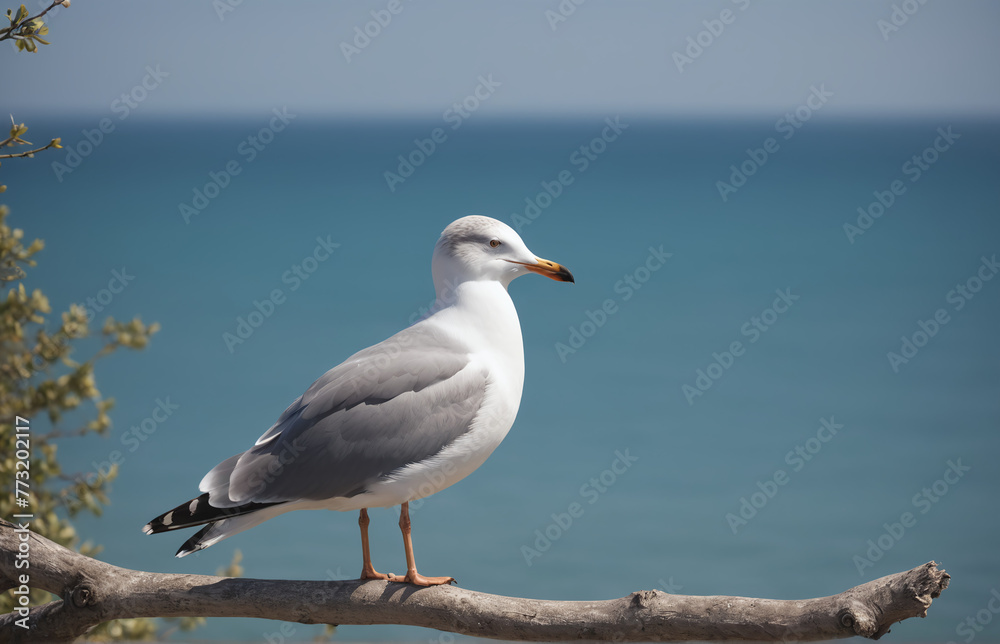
[0,519,949,643]
[0,139,61,159]
[0,1,62,43]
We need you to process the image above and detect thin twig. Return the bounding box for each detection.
[0,139,61,159]
[0,0,62,43]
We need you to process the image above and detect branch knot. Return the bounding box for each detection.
[70,585,94,608]
[839,600,880,639]
[629,590,661,609]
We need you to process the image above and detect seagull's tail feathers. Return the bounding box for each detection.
[142,493,287,557]
[142,492,280,534]
[172,504,291,557]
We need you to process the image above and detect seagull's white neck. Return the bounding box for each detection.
[437,280,522,345]
[428,280,525,399]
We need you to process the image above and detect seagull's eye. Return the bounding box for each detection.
[489,239,501,248]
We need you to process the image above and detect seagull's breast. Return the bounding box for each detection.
[348,281,526,509]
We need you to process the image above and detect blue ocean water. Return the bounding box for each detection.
[4,114,999,642]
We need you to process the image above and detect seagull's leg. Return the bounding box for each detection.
[358,508,389,581]
[388,502,455,586]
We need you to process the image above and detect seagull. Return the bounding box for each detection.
[143,215,574,586]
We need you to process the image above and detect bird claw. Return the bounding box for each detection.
[359,567,391,581]
[389,571,456,587]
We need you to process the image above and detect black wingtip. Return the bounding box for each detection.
[145,492,253,535]
[143,493,211,535]
[175,524,213,558]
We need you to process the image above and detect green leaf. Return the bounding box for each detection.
[0,208,161,635]
[15,4,27,23]
[31,34,49,45]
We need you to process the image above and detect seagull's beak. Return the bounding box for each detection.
[508,257,575,283]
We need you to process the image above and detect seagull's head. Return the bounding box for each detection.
[432,215,574,295]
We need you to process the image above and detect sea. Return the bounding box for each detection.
[3,113,999,642]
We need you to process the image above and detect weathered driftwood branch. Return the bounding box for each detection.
[0,519,949,643]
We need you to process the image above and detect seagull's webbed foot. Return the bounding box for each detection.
[390,502,456,586]
[388,571,455,587]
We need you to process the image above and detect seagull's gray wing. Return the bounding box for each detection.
[200,323,487,507]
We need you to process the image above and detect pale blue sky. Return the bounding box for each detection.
[4,1,1000,118]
